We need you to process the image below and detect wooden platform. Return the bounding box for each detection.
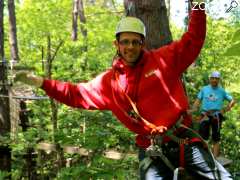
[37,142,137,160]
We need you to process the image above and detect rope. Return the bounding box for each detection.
[0,94,48,100]
[114,71,157,130]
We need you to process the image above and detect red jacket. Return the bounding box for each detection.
[42,10,206,148]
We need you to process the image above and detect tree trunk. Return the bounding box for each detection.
[78,0,88,69]
[46,35,58,141]
[0,0,6,91]
[71,0,88,68]
[8,0,19,61]
[124,0,172,49]
[46,35,65,171]
[72,0,79,41]
[19,100,37,180]
[0,0,4,58]
[78,0,87,38]
[184,0,191,30]
[0,0,11,174]
[72,0,87,41]
[166,0,170,20]
[0,86,11,173]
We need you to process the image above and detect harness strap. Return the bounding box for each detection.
[114,71,157,130]
[142,121,207,172]
[179,123,208,149]
[142,135,203,173]
[180,144,185,168]
[139,157,153,172]
[113,70,187,172]
[145,144,175,171]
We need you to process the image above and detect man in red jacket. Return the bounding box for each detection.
[15,2,232,180]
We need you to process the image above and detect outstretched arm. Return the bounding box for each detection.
[174,3,206,75]
[152,2,206,76]
[15,71,112,110]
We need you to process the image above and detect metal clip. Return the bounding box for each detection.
[145,144,162,157]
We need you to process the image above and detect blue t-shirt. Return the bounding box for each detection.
[197,85,233,112]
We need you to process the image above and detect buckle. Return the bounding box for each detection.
[145,144,162,157]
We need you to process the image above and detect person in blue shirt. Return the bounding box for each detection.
[190,71,235,158]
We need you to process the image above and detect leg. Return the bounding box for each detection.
[184,143,232,180]
[198,118,210,140]
[145,158,173,180]
[139,148,146,180]
[211,116,222,157]
[138,148,174,180]
[212,141,220,158]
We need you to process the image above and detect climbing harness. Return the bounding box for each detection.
[111,67,221,179]
[200,110,224,133]
[112,67,206,165]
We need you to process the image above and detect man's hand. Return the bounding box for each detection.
[220,109,225,115]
[14,71,44,88]
[151,126,167,135]
[141,118,167,135]
[189,99,201,115]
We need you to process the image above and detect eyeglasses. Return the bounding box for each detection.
[118,39,143,47]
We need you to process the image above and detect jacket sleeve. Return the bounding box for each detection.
[152,9,206,76]
[41,70,113,110]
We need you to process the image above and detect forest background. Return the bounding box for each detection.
[0,0,240,179]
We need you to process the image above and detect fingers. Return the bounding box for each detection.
[156,126,167,133]
[14,71,44,88]
[151,126,167,135]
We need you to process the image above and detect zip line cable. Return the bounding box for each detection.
[0,94,48,100]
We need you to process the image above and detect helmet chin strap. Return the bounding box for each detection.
[117,48,121,57]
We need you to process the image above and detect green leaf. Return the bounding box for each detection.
[223,42,240,56]
[232,29,240,42]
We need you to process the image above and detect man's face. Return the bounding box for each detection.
[114,32,144,66]
[209,77,220,87]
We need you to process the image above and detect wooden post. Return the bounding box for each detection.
[0,0,11,174]
[19,100,37,179]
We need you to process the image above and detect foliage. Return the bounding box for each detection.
[183,17,240,103]
[0,171,9,180]
[56,156,138,180]
[5,0,138,179]
[223,29,240,56]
